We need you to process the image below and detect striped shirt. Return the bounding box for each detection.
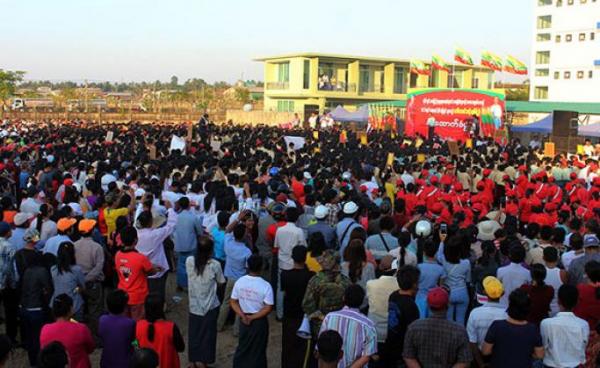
[319,307,377,368]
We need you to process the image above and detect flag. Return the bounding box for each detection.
[431,54,450,72]
[410,60,430,75]
[504,55,528,75]
[454,48,474,66]
[481,51,503,72]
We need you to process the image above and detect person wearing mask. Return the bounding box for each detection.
[136,293,185,368]
[98,289,136,368]
[520,264,554,326]
[135,204,177,305]
[319,285,378,368]
[497,244,531,306]
[280,246,314,368]
[307,205,336,249]
[482,289,544,368]
[115,226,160,321]
[40,294,95,368]
[415,240,445,318]
[466,277,507,368]
[173,196,203,291]
[217,223,252,332]
[50,242,86,321]
[336,201,362,256]
[365,216,399,261]
[43,217,76,256]
[230,255,274,368]
[541,285,589,368]
[568,234,600,285]
[403,287,472,367]
[186,237,226,368]
[274,207,307,320]
[74,219,105,335]
[385,265,420,367]
[315,330,344,368]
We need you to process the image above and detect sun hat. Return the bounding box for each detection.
[57,218,77,232]
[477,220,502,241]
[314,205,329,220]
[342,201,358,215]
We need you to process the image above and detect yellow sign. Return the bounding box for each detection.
[466,139,473,149]
[577,145,584,155]
[359,132,368,145]
[544,142,555,157]
[417,153,426,163]
[415,138,423,148]
[314,147,321,154]
[313,130,319,140]
[386,152,395,167]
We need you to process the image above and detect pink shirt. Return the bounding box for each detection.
[40,320,95,368]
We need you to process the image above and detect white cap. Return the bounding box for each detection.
[343,201,359,215]
[135,188,146,198]
[415,220,432,237]
[303,171,312,180]
[342,172,352,180]
[314,205,329,219]
[14,212,31,227]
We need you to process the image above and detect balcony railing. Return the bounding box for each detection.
[266,82,289,90]
[359,84,384,94]
[318,82,356,93]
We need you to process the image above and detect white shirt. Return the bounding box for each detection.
[20,197,41,215]
[466,303,507,348]
[401,173,415,187]
[231,275,274,314]
[186,258,226,316]
[497,263,531,306]
[366,276,399,342]
[275,222,307,271]
[541,312,589,368]
[544,267,563,316]
[100,173,117,192]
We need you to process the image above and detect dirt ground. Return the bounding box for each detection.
[4,274,283,367]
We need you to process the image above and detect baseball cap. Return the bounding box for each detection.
[78,219,97,233]
[314,205,329,220]
[57,218,77,232]
[482,276,504,299]
[343,201,359,215]
[584,234,600,248]
[427,287,449,310]
[303,172,312,180]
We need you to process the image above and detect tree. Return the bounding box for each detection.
[170,75,179,89]
[234,87,250,103]
[0,69,25,110]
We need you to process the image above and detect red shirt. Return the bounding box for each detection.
[136,320,179,368]
[40,321,95,368]
[115,250,153,305]
[266,221,287,253]
[520,284,554,326]
[574,284,600,330]
[291,179,306,205]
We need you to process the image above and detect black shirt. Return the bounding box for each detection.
[386,292,420,362]
[281,267,314,319]
[20,266,52,309]
[484,320,542,368]
[15,248,44,280]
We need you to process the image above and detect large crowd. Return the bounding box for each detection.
[0,117,599,368]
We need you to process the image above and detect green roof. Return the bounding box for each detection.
[506,101,600,114]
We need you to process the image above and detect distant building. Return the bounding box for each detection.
[530,0,600,102]
[255,52,495,116]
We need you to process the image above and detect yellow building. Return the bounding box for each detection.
[255,52,495,117]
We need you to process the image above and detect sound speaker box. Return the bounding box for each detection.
[552,110,579,136]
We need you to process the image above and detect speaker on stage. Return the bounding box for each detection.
[553,110,579,136]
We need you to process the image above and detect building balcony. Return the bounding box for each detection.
[358,84,385,94]
[266,82,289,90]
[318,82,357,93]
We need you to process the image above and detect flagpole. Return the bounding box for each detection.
[451,62,455,91]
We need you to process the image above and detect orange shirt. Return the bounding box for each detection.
[115,250,153,305]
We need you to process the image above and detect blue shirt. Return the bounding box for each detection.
[336,218,362,255]
[43,234,71,256]
[173,209,203,253]
[436,243,471,290]
[9,228,27,251]
[211,228,226,261]
[223,234,252,280]
[417,260,446,297]
[19,172,30,190]
[307,221,336,249]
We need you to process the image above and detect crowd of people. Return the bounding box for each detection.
[0,117,600,367]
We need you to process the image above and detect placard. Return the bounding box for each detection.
[577,145,584,155]
[340,130,347,144]
[313,130,319,140]
[283,136,306,150]
[448,141,459,156]
[544,142,555,157]
[386,152,395,167]
[169,135,186,152]
[105,131,114,142]
[359,132,368,145]
[466,139,473,149]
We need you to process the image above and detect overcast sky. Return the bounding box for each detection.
[1,0,532,84]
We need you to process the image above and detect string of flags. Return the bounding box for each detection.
[409,48,528,75]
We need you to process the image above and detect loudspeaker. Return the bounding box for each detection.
[553,110,579,136]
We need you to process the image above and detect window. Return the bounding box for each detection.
[277,63,290,83]
[579,33,586,41]
[538,0,552,4]
[554,71,560,79]
[537,15,552,29]
[591,32,596,40]
[568,0,574,4]
[429,69,439,88]
[303,60,310,89]
[393,67,407,94]
[276,100,294,112]
[471,76,479,89]
[590,71,594,78]
[359,65,384,93]
[577,71,584,79]
[566,34,572,42]
[409,73,418,88]
[447,70,463,88]
[534,86,549,99]
[564,71,571,79]
[536,51,551,64]
[535,68,550,76]
[538,33,551,41]
[555,35,561,42]
[557,0,563,5]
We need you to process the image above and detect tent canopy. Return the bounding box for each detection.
[510,113,553,134]
[330,105,369,122]
[578,123,600,138]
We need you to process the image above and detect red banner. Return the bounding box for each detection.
[405,89,505,141]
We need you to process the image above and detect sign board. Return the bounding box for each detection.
[466,139,473,149]
[448,141,459,156]
[544,142,555,157]
[406,88,506,140]
[313,130,319,140]
[169,135,186,152]
[105,131,114,142]
[358,132,368,145]
[283,136,306,150]
[386,152,395,167]
[577,145,584,155]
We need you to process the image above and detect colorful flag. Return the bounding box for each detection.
[431,54,450,72]
[454,48,474,66]
[504,55,528,75]
[410,60,431,75]
[481,51,503,72]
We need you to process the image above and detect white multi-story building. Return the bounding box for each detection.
[530,0,600,103]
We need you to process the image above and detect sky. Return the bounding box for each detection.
[0,0,532,84]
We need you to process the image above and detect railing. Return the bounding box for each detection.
[317,82,357,93]
[359,84,385,93]
[266,82,289,90]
